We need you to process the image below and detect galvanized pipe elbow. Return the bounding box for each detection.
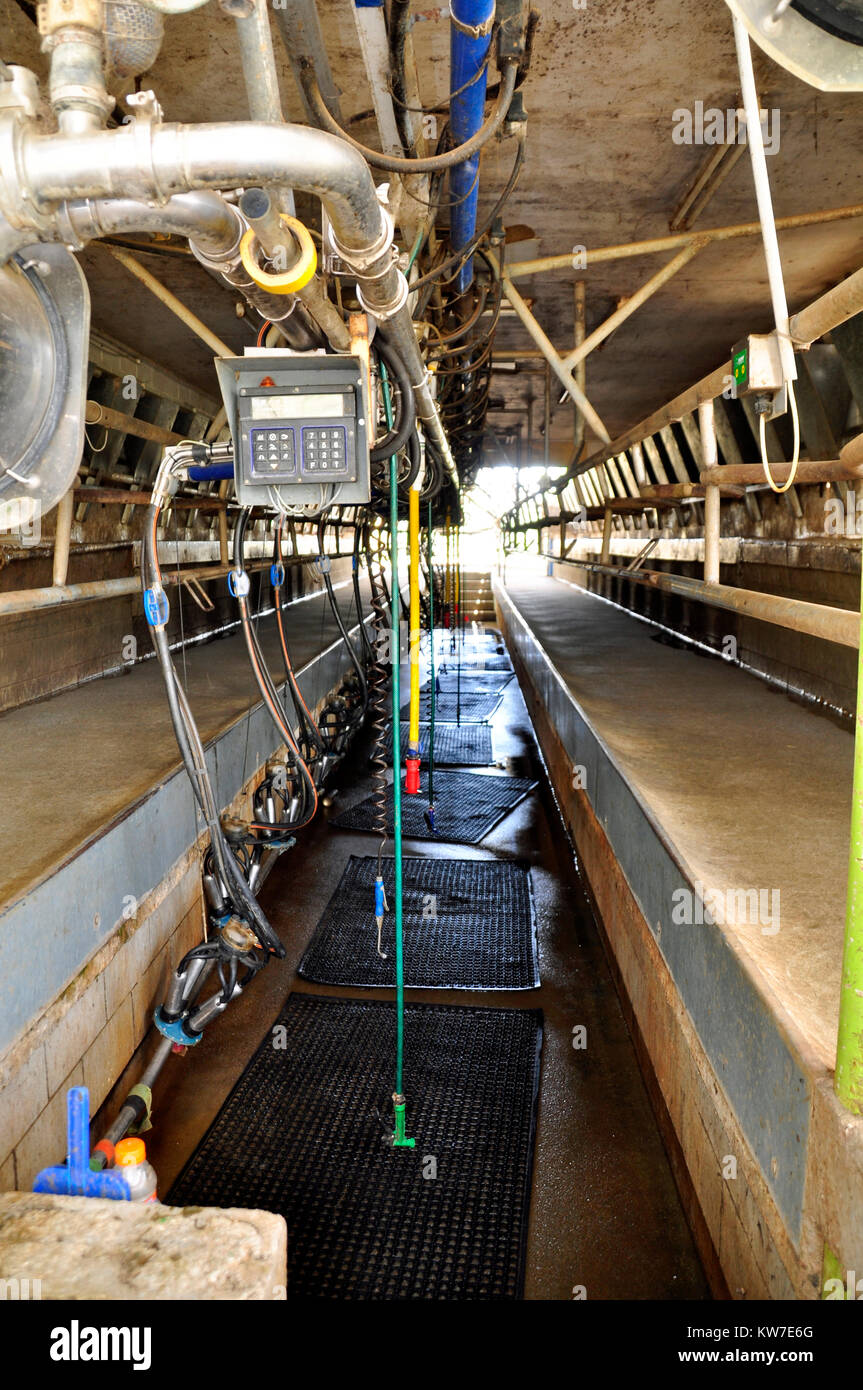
[11,116,457,481]
[57,190,245,257]
[20,120,388,256]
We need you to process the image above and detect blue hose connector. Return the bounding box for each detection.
[154,1007,202,1046]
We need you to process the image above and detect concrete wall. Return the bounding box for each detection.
[0,606,363,1192]
[548,533,860,720]
[495,576,863,1301]
[0,536,330,715]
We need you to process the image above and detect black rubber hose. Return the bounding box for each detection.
[389,0,415,158]
[272,524,325,759]
[370,335,417,463]
[421,443,445,501]
[316,520,368,722]
[233,510,317,824]
[402,430,422,495]
[143,505,283,956]
[353,518,375,663]
[301,61,518,175]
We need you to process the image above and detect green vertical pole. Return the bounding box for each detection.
[836,562,863,1114]
[427,502,435,812]
[380,362,414,1149]
[456,512,462,724]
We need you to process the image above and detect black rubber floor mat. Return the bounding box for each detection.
[298,855,539,989]
[428,669,514,694]
[433,645,511,672]
[456,653,513,672]
[435,644,506,663]
[401,691,502,723]
[384,721,494,766]
[168,994,543,1299]
[331,768,537,844]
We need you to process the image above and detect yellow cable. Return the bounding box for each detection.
[454,532,459,621]
[759,378,800,494]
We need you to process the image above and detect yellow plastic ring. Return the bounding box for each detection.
[239,215,317,296]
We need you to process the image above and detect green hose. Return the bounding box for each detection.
[380,362,414,1148]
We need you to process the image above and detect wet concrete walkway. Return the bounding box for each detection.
[143,640,710,1300]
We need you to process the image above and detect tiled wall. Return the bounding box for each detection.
[1,805,233,1190]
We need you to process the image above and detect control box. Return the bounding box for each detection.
[730,333,785,399]
[215,351,371,508]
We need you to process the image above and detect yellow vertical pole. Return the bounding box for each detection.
[406,482,422,792]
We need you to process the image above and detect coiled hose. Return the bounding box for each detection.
[366,520,392,885]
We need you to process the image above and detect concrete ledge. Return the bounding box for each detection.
[0,1192,286,1300]
[0,583,370,1056]
[0,582,371,1188]
[495,572,863,1298]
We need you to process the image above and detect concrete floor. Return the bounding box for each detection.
[143,649,710,1301]
[502,568,854,1075]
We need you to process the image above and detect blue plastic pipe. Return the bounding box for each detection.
[449,0,495,295]
[188,463,234,482]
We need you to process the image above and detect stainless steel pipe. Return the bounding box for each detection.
[11,118,456,481]
[20,121,385,250]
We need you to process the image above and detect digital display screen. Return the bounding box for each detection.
[250,393,346,421]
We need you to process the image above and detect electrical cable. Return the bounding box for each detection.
[142,463,283,958]
[758,379,801,494]
[272,516,325,760]
[370,335,417,463]
[301,61,518,175]
[232,508,319,828]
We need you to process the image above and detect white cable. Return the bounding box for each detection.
[0,463,39,487]
[83,425,109,454]
[732,13,797,384]
[758,378,800,494]
[266,483,343,518]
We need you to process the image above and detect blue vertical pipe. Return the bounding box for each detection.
[449,0,495,295]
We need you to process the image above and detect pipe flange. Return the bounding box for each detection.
[352,244,400,284]
[327,203,394,276]
[188,209,246,270]
[126,97,175,205]
[38,0,103,38]
[50,81,115,119]
[0,118,56,240]
[355,266,410,323]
